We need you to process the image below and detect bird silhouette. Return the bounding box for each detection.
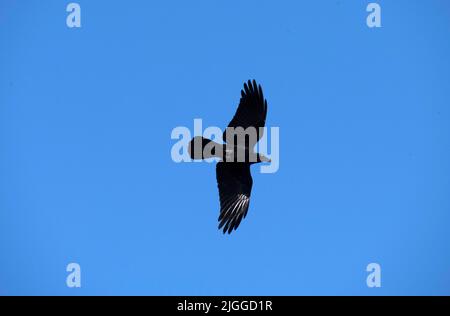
[188,80,270,234]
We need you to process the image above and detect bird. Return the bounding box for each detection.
[188,80,270,234]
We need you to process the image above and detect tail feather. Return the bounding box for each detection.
[188,136,220,160]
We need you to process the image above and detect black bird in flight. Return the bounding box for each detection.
[189,80,270,234]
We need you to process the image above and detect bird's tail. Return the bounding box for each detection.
[188,136,221,160]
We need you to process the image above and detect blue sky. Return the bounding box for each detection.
[1,0,450,295]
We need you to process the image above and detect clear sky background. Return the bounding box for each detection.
[1,0,450,295]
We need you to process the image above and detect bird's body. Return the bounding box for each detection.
[189,139,269,164]
[189,80,269,234]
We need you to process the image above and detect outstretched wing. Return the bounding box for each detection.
[223,79,268,145]
[216,162,253,234]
